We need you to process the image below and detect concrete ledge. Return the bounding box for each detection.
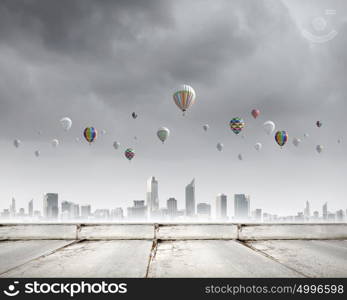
[0,224,77,240]
[239,224,347,240]
[157,224,238,240]
[78,224,154,240]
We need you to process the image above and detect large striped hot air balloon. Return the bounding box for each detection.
[173,84,196,115]
[229,117,245,135]
[124,148,135,161]
[83,127,97,144]
[275,131,288,147]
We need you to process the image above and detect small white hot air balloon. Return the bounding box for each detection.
[304,133,309,139]
[316,145,323,154]
[51,139,59,148]
[157,127,170,144]
[203,124,209,132]
[60,117,72,131]
[34,150,40,157]
[216,142,223,152]
[293,137,301,147]
[113,141,120,150]
[263,120,275,135]
[13,139,21,148]
[254,142,262,151]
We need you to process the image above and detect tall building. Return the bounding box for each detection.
[146,176,159,216]
[73,204,80,218]
[197,203,211,217]
[216,193,227,219]
[43,193,58,219]
[167,198,178,217]
[253,208,262,221]
[185,179,195,216]
[336,209,345,222]
[127,200,147,220]
[81,205,91,218]
[322,202,328,220]
[304,201,310,218]
[10,198,16,217]
[28,199,33,217]
[234,194,250,219]
[111,207,124,219]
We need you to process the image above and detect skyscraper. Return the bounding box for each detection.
[146,176,159,216]
[10,198,16,217]
[43,193,58,219]
[28,199,33,217]
[127,200,147,219]
[185,178,195,216]
[322,202,328,220]
[197,203,211,217]
[304,201,310,218]
[167,198,178,217]
[216,193,227,219]
[234,194,250,219]
[81,205,91,218]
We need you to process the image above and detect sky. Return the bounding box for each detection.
[0,0,346,217]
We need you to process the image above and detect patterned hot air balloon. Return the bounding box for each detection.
[157,127,170,143]
[275,131,288,147]
[229,117,245,135]
[251,109,260,119]
[316,121,322,128]
[124,148,135,161]
[83,127,97,144]
[173,84,196,115]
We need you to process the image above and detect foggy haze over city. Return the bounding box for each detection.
[1,0,347,218]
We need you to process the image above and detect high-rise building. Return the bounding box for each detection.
[185,179,195,216]
[111,207,124,219]
[253,208,262,221]
[10,198,16,217]
[216,193,227,219]
[167,198,178,217]
[304,201,310,218]
[43,193,58,219]
[73,204,80,218]
[197,203,211,217]
[81,205,91,218]
[127,200,147,219]
[146,176,159,216]
[234,194,250,219]
[322,202,328,220]
[28,199,33,217]
[313,211,319,219]
[336,209,345,222]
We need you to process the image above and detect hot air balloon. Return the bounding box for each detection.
[203,124,209,131]
[173,84,196,115]
[132,112,137,119]
[75,137,81,143]
[337,138,342,144]
[275,131,288,147]
[101,129,107,135]
[254,142,262,151]
[316,121,322,128]
[34,150,40,157]
[157,127,170,144]
[251,109,260,119]
[60,117,72,131]
[229,117,245,135]
[263,121,275,135]
[304,133,309,139]
[216,142,223,152]
[83,127,97,144]
[238,153,243,160]
[316,145,323,153]
[51,139,59,148]
[125,148,135,161]
[293,137,301,147]
[113,141,120,150]
[13,139,21,148]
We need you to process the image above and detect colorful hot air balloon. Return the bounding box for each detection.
[275,131,288,147]
[51,139,59,148]
[132,112,138,119]
[316,145,323,154]
[157,127,170,144]
[316,121,322,128]
[254,142,262,151]
[251,109,260,119]
[173,84,196,115]
[125,148,135,161]
[83,127,97,144]
[216,142,223,152]
[293,137,301,147]
[113,141,120,150]
[263,121,275,135]
[229,117,245,135]
[60,117,72,131]
[203,124,209,131]
[13,139,21,148]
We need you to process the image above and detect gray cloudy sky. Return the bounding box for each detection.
[1,0,346,217]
